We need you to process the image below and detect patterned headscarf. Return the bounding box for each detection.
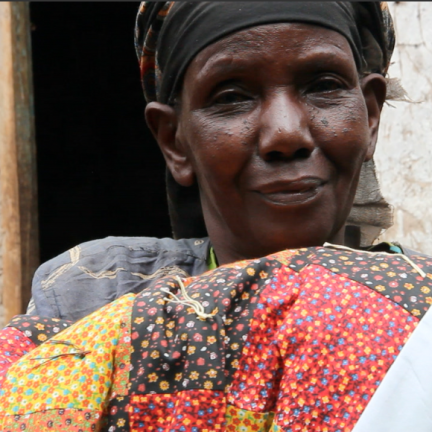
[135,2,395,243]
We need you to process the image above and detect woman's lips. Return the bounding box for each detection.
[253,178,326,205]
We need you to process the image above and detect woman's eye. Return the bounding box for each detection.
[309,79,343,94]
[212,91,249,105]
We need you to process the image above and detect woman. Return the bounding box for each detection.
[25,1,394,323]
[1,2,431,431]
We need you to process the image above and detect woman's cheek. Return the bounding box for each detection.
[311,101,370,169]
[190,110,255,159]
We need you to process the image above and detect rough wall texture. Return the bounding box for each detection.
[375,2,432,254]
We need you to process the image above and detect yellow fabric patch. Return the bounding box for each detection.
[0,294,135,415]
[225,404,275,431]
[0,408,103,431]
[111,310,133,397]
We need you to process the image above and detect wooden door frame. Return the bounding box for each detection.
[0,2,39,323]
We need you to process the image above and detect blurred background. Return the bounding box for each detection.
[29,2,171,263]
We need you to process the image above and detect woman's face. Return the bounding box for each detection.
[147,23,385,264]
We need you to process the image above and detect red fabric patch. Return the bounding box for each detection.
[228,265,418,431]
[129,390,226,431]
[0,326,35,387]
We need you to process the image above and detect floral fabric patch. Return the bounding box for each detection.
[129,390,225,431]
[0,408,103,431]
[225,405,275,431]
[129,257,282,395]
[288,247,432,318]
[0,327,35,389]
[273,266,416,431]
[0,295,135,417]
[7,315,72,345]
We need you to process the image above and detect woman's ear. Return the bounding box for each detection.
[145,102,195,187]
[361,73,387,161]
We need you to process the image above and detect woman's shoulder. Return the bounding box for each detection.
[29,236,210,322]
[36,236,211,273]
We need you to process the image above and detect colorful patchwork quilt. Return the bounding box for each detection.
[0,245,431,431]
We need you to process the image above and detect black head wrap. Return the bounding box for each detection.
[135,2,395,240]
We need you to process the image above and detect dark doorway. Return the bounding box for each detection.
[30,2,172,263]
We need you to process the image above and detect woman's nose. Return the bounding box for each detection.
[258,92,315,161]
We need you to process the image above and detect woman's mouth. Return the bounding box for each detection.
[253,178,326,205]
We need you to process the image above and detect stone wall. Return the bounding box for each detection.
[375,2,432,254]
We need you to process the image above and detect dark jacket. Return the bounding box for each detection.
[27,236,211,322]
